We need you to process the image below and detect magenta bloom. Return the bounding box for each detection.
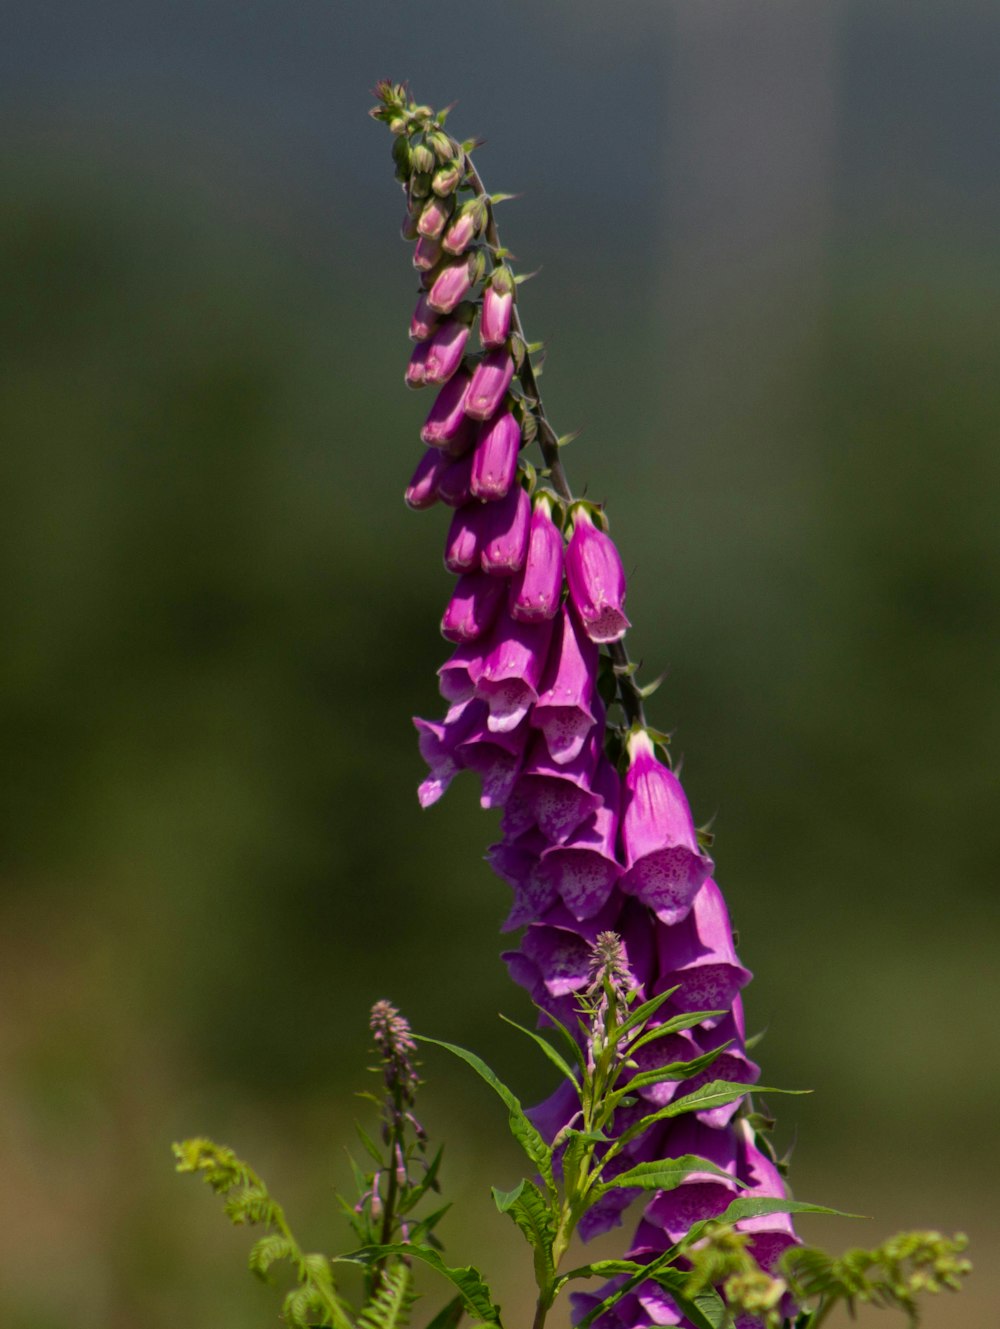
[404,448,447,510]
[475,610,556,733]
[488,828,559,930]
[470,410,521,501]
[464,348,515,421]
[412,234,442,272]
[529,604,598,763]
[656,879,751,1020]
[501,726,603,843]
[435,452,474,508]
[420,371,474,453]
[619,729,714,924]
[409,292,440,342]
[441,570,507,644]
[413,698,483,808]
[427,256,475,314]
[539,758,622,919]
[565,506,631,643]
[480,482,531,576]
[511,494,564,623]
[423,320,470,385]
[458,718,531,811]
[480,270,514,348]
[437,637,485,704]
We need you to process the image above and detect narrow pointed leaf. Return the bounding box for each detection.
[596,1154,736,1197]
[649,1271,727,1329]
[492,1179,556,1284]
[416,1036,554,1191]
[499,1014,579,1086]
[422,1296,465,1329]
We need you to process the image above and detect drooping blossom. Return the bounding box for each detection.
[565,504,631,643]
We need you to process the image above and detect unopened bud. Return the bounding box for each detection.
[432,164,462,196]
[409,171,432,200]
[400,210,420,242]
[391,135,411,179]
[417,194,454,239]
[411,143,435,175]
[480,271,514,349]
[412,234,442,272]
[443,198,487,255]
[426,129,456,161]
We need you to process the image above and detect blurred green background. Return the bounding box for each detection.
[1,2,997,1326]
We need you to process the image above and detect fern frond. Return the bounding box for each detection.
[359,1263,417,1329]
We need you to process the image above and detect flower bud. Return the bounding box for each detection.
[510,494,564,621]
[423,319,470,386]
[409,292,440,342]
[480,268,514,348]
[412,234,442,272]
[411,142,435,175]
[391,134,411,181]
[436,451,474,508]
[444,501,489,574]
[465,348,515,421]
[565,506,631,643]
[441,571,507,643]
[404,448,447,510]
[405,341,430,389]
[408,171,432,201]
[427,256,475,315]
[470,410,521,501]
[417,193,453,239]
[530,603,599,763]
[420,370,474,454]
[400,210,420,242]
[480,482,531,576]
[426,129,457,162]
[443,198,486,255]
[432,164,461,196]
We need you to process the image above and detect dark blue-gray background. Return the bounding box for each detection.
[1,3,997,1325]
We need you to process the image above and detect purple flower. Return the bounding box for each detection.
[405,341,430,389]
[420,371,475,453]
[565,506,631,644]
[458,718,531,811]
[638,1118,740,1244]
[539,758,622,919]
[619,730,714,924]
[464,348,515,421]
[427,256,475,314]
[656,879,752,1021]
[480,482,531,576]
[470,409,521,501]
[488,828,559,930]
[475,609,556,733]
[480,269,514,348]
[529,604,598,763]
[409,292,440,342]
[511,494,565,623]
[404,448,447,510]
[423,320,471,385]
[437,638,485,703]
[412,234,442,272]
[413,698,484,807]
[441,570,507,644]
[501,726,604,843]
[435,452,475,508]
[732,1119,800,1271]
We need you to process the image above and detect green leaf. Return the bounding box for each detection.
[416,1036,554,1193]
[611,988,682,1042]
[682,1198,865,1250]
[498,1014,579,1086]
[648,1270,728,1329]
[337,1245,502,1327]
[400,1145,444,1213]
[596,1154,736,1197]
[492,1179,557,1284]
[559,1259,645,1283]
[620,1046,734,1094]
[625,1010,727,1056]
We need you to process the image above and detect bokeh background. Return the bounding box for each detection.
[1,2,997,1326]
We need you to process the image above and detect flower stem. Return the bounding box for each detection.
[464,159,647,730]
